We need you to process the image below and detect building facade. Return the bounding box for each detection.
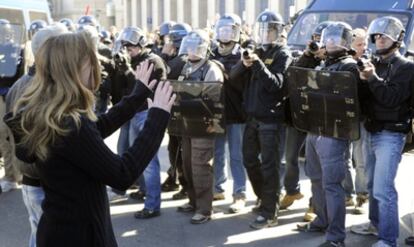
[49,0,311,31]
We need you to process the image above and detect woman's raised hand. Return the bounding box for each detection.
[134,60,157,90]
[147,81,176,113]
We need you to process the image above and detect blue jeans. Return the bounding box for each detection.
[365,130,405,247]
[352,123,369,195]
[283,126,306,195]
[113,121,145,194]
[343,123,370,197]
[213,124,246,198]
[343,150,355,198]
[129,110,161,211]
[22,185,44,247]
[305,134,349,242]
[117,121,130,156]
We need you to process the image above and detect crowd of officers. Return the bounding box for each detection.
[0,8,413,247]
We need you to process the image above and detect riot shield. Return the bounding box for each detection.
[0,23,25,78]
[287,66,360,141]
[168,80,225,137]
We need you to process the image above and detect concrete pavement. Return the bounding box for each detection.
[1,131,414,247]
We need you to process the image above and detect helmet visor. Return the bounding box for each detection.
[254,22,281,45]
[178,35,208,59]
[118,28,141,46]
[215,24,240,43]
[321,26,352,51]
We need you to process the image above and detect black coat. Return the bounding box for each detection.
[230,45,292,123]
[5,82,170,247]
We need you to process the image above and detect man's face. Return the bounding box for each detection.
[374,34,394,51]
[187,48,201,61]
[325,37,343,53]
[125,45,141,58]
[258,28,277,45]
[352,37,367,58]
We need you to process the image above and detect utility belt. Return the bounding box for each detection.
[365,118,411,133]
[383,121,411,133]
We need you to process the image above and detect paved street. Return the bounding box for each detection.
[1,131,414,247]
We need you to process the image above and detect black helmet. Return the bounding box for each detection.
[214,14,242,43]
[178,29,210,60]
[321,22,354,55]
[255,10,284,45]
[169,23,192,48]
[78,15,99,31]
[99,30,112,45]
[367,16,405,55]
[118,26,147,48]
[312,21,335,41]
[159,21,176,37]
[28,20,47,39]
[368,16,405,43]
[59,18,75,32]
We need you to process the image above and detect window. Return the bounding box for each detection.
[310,0,411,11]
[288,12,410,46]
[0,8,25,25]
[28,11,48,23]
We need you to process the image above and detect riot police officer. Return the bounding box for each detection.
[211,14,247,213]
[296,22,360,247]
[175,29,224,224]
[0,19,26,193]
[99,30,113,47]
[77,15,100,31]
[59,18,76,32]
[351,16,413,247]
[230,10,292,229]
[110,26,167,220]
[280,21,331,221]
[28,20,47,40]
[160,22,192,200]
[158,21,175,47]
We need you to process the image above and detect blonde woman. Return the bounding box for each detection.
[5,31,175,247]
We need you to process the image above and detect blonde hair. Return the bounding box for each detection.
[14,31,101,161]
[353,28,367,39]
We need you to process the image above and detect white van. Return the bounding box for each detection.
[0,0,53,31]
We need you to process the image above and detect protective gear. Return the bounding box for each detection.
[159,21,176,37]
[286,66,360,140]
[312,21,335,41]
[178,30,210,60]
[321,22,353,56]
[118,26,147,48]
[77,15,100,33]
[99,30,112,45]
[254,10,284,46]
[78,15,98,27]
[28,20,47,39]
[367,16,405,55]
[0,23,24,82]
[59,18,76,32]
[169,23,192,48]
[214,14,241,43]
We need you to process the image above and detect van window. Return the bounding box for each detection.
[310,0,411,11]
[29,11,48,23]
[0,8,25,25]
[288,12,409,46]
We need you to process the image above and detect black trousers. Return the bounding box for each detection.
[242,118,282,220]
